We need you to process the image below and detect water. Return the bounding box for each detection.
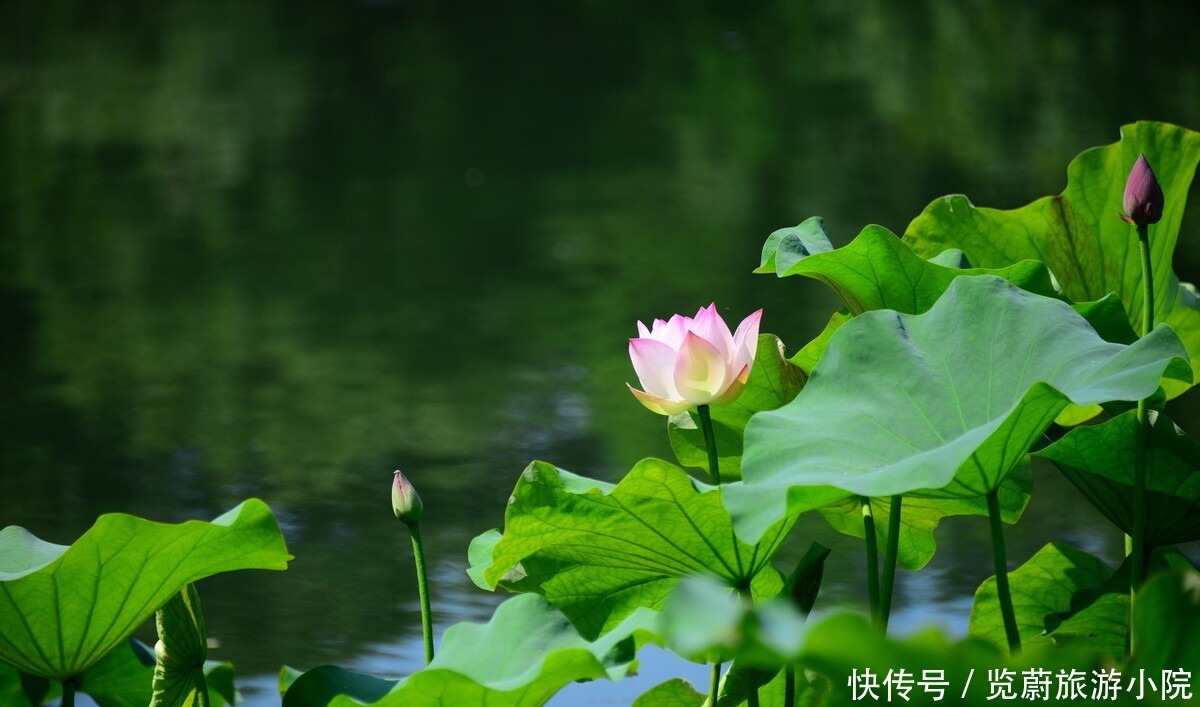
[3,1,1200,703]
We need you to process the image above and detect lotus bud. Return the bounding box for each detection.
[392,470,423,524]
[1122,154,1164,226]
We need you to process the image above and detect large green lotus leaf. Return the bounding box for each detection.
[282,594,659,707]
[799,295,1178,429]
[0,500,291,679]
[1035,410,1200,546]
[1128,569,1200,673]
[969,542,1125,660]
[757,219,1155,426]
[470,459,793,640]
[759,209,1177,430]
[906,121,1200,397]
[668,335,805,482]
[818,465,1032,571]
[728,276,1188,543]
[758,220,1055,315]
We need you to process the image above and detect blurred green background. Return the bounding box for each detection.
[3,0,1200,703]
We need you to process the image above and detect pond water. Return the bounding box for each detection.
[3,1,1200,704]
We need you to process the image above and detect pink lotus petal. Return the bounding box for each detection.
[637,320,651,339]
[627,383,694,416]
[673,332,730,404]
[712,364,751,406]
[732,309,763,367]
[629,337,680,399]
[690,302,735,360]
[657,314,691,348]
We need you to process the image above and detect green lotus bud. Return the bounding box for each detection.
[1122,153,1164,226]
[392,470,424,524]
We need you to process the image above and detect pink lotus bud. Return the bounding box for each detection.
[392,470,423,524]
[627,304,762,415]
[1122,154,1164,226]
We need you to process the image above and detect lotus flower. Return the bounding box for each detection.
[627,304,762,415]
[392,470,424,524]
[1122,153,1164,226]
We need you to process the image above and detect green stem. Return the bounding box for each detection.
[408,521,435,665]
[736,586,760,707]
[1131,222,1154,654]
[697,404,721,485]
[61,679,75,707]
[710,661,721,706]
[784,665,796,707]
[1132,228,1154,580]
[862,498,880,627]
[986,490,1021,654]
[879,495,902,632]
[195,674,211,707]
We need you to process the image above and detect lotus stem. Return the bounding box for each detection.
[61,679,75,707]
[1131,221,1154,654]
[861,498,881,627]
[734,585,760,707]
[196,676,211,707]
[408,521,435,665]
[699,402,727,706]
[697,404,721,485]
[879,495,902,632]
[986,490,1021,654]
[784,665,796,707]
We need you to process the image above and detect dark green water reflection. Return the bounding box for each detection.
[3,0,1200,703]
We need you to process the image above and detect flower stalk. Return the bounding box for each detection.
[697,404,721,485]
[862,498,881,627]
[1122,153,1162,656]
[1130,220,1154,655]
[879,495,903,631]
[987,490,1021,654]
[700,403,731,705]
[393,470,434,665]
[409,521,434,665]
